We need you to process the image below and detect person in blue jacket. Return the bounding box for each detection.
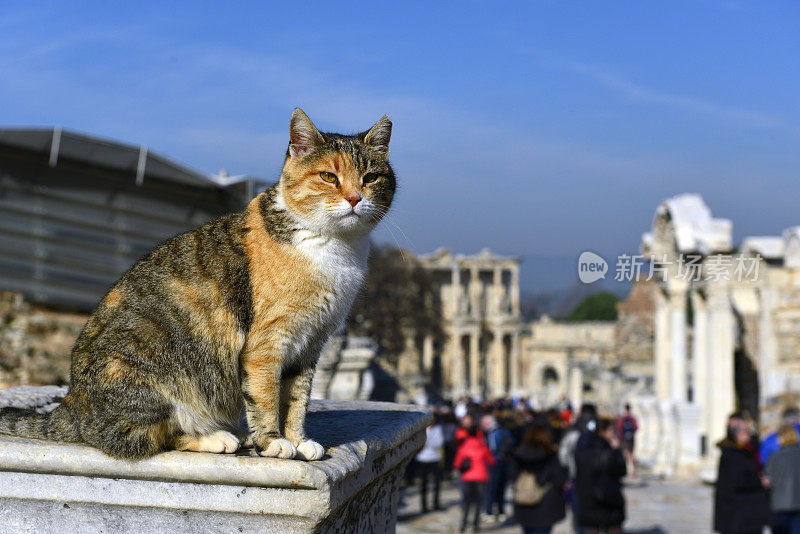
[482,413,515,522]
[761,407,800,465]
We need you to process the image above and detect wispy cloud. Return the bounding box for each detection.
[3,13,794,263]
[0,15,736,184]
[547,59,790,132]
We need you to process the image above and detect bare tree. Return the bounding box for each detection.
[347,245,441,368]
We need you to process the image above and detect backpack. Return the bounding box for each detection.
[489,427,515,459]
[621,416,636,440]
[513,470,551,506]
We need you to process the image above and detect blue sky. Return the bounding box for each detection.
[2,1,799,290]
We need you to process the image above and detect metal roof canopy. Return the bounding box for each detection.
[0,127,272,312]
[0,127,270,192]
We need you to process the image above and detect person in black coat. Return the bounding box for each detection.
[713,415,771,534]
[574,417,626,534]
[508,424,567,533]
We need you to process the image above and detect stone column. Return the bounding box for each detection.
[691,290,709,453]
[634,396,658,463]
[597,370,614,413]
[443,333,456,396]
[705,279,735,463]
[469,267,481,318]
[759,287,779,405]
[510,264,520,315]
[668,281,688,403]
[469,333,481,397]
[652,276,685,477]
[422,334,434,374]
[492,266,503,314]
[450,263,461,317]
[490,331,507,397]
[568,364,583,408]
[396,328,418,378]
[510,334,521,394]
[486,333,497,397]
[484,336,495,395]
[448,332,466,397]
[654,288,672,401]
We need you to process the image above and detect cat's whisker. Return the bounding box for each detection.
[381,222,405,254]
[379,214,414,250]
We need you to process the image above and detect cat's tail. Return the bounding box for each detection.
[0,403,81,442]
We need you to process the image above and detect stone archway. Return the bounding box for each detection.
[641,193,735,471]
[542,366,559,384]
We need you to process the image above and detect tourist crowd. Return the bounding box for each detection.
[409,398,800,533]
[714,407,800,534]
[407,397,634,533]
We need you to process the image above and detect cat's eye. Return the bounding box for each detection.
[362,173,379,184]
[319,172,337,184]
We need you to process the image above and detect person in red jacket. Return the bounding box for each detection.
[454,422,496,532]
[455,413,484,446]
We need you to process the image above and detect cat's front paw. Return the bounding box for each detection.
[196,430,241,453]
[295,439,325,461]
[257,437,297,459]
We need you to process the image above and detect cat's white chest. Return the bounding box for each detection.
[292,231,369,340]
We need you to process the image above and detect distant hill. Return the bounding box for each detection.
[520,282,629,321]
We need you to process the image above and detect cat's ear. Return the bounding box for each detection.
[362,115,392,155]
[289,108,325,159]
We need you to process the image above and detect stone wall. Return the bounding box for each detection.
[522,317,617,409]
[0,292,85,388]
[615,277,656,367]
[0,292,388,404]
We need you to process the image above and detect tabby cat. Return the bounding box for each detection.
[0,109,395,461]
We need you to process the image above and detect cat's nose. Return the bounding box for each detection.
[345,193,362,207]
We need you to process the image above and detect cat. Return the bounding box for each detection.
[0,109,395,461]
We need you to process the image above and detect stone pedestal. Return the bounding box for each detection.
[633,396,658,467]
[0,387,431,533]
[646,400,703,477]
[675,402,703,472]
[327,337,377,401]
[653,400,676,477]
[311,336,344,400]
